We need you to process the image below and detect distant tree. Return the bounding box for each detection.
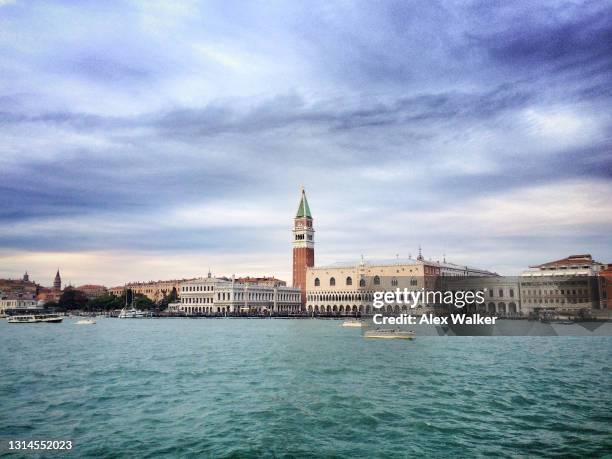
[88,294,123,311]
[157,297,169,311]
[132,294,155,310]
[125,288,134,305]
[58,289,88,311]
[157,287,178,311]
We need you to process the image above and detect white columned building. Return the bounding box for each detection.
[172,274,301,316]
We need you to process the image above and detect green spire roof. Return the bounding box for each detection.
[296,188,312,218]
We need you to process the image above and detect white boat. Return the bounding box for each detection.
[8,315,39,323]
[118,308,146,318]
[363,328,415,340]
[75,318,96,325]
[118,286,150,318]
[8,314,63,324]
[342,319,363,327]
[40,314,63,323]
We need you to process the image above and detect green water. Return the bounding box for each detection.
[1,319,611,458]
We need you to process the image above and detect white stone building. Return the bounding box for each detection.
[520,254,604,314]
[175,274,301,316]
[0,297,40,317]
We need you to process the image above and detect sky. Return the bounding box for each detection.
[1,0,611,287]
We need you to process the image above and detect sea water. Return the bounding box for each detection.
[1,319,611,457]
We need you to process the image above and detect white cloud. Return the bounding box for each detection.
[521,106,603,152]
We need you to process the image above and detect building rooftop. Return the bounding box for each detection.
[236,276,286,285]
[110,278,196,289]
[313,258,419,269]
[313,257,494,274]
[530,254,601,269]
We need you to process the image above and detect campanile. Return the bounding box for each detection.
[292,187,314,305]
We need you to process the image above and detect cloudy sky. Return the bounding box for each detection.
[1,0,611,287]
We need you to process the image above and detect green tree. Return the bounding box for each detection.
[88,294,123,311]
[168,287,178,302]
[157,287,178,311]
[58,288,88,311]
[132,294,155,310]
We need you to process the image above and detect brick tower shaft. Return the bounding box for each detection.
[292,188,314,306]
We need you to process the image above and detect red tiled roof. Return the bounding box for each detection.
[530,254,594,268]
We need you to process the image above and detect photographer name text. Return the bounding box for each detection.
[373,313,497,325]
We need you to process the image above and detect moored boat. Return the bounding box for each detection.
[118,285,149,318]
[363,328,415,340]
[118,308,146,318]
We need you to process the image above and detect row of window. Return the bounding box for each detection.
[525,298,588,304]
[0,300,38,307]
[183,293,300,302]
[315,276,420,287]
[183,285,214,292]
[306,302,520,313]
[182,285,298,301]
[180,304,302,315]
[524,289,588,296]
[521,280,588,287]
[182,297,213,304]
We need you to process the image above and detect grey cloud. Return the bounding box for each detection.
[0,0,611,271]
[470,2,612,82]
[0,83,535,137]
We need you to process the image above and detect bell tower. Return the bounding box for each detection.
[292,187,314,306]
[53,269,62,291]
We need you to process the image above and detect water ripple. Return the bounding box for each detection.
[0,320,610,458]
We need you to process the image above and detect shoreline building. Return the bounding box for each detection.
[0,276,38,299]
[444,275,521,316]
[173,273,301,315]
[0,273,40,316]
[305,254,497,316]
[76,284,108,299]
[599,264,612,310]
[236,276,287,287]
[520,254,605,314]
[292,187,314,305]
[109,279,194,302]
[0,296,39,317]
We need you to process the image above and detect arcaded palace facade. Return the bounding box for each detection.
[305,256,499,315]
